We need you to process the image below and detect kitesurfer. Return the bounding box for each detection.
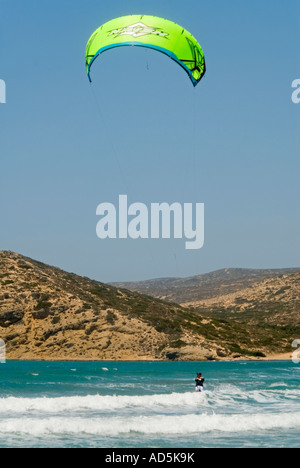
[195,372,205,392]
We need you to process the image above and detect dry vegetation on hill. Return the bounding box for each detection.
[0,252,298,361]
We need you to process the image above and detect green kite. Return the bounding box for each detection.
[86,15,206,86]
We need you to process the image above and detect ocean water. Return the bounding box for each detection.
[0,361,299,448]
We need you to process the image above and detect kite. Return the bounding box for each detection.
[86,15,206,86]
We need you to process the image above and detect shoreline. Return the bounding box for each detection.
[2,353,293,363]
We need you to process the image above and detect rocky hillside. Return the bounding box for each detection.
[183,272,300,357]
[0,251,257,361]
[0,252,298,361]
[185,272,300,327]
[113,268,300,304]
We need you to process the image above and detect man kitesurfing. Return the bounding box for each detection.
[195,373,205,392]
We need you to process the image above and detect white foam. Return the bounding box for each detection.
[0,392,205,414]
[0,412,299,436]
[1,386,299,415]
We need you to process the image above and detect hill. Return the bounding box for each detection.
[0,252,298,361]
[112,268,300,303]
[0,252,253,361]
[184,272,300,326]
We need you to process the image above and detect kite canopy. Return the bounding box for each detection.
[85,15,206,86]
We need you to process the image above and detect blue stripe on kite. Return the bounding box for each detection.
[87,42,199,87]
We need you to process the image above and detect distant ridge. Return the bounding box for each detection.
[112,268,300,304]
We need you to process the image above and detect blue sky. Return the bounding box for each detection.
[0,0,299,282]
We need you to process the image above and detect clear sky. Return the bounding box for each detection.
[0,0,299,282]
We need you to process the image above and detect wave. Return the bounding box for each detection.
[0,412,300,436]
[0,387,299,415]
[0,392,205,414]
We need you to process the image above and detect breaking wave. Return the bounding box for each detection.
[0,392,203,414]
[0,387,299,415]
[0,412,299,436]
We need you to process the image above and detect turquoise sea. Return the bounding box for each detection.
[0,361,299,448]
